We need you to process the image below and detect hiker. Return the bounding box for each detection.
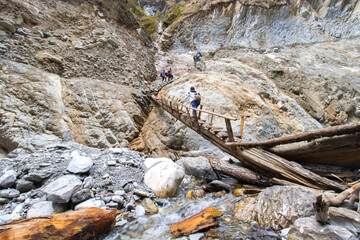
[180,86,201,116]
[197,51,201,58]
[220,43,223,47]
[160,70,166,82]
[193,55,200,65]
[167,68,173,82]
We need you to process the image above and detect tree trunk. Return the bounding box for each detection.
[0,207,119,240]
[170,207,223,237]
[209,158,270,186]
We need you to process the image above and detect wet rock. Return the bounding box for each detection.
[234,196,258,222]
[67,151,93,174]
[135,205,146,216]
[16,179,36,193]
[71,189,92,204]
[205,180,231,193]
[144,158,185,198]
[185,189,205,199]
[176,157,218,182]
[288,216,357,240]
[23,172,51,183]
[0,189,20,199]
[0,170,17,189]
[42,175,82,203]
[74,198,105,211]
[252,186,316,230]
[139,198,158,215]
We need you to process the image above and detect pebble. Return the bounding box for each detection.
[39,163,51,167]
[107,161,116,166]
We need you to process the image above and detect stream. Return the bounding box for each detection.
[104,177,280,240]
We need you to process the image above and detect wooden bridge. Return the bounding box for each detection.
[151,94,360,191]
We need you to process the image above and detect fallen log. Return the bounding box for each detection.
[170,207,223,237]
[0,207,119,240]
[209,158,270,186]
[237,148,347,191]
[324,183,360,206]
[226,122,360,148]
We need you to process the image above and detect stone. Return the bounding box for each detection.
[0,170,17,189]
[328,207,360,236]
[27,201,56,218]
[11,203,26,221]
[106,201,119,208]
[0,19,15,33]
[0,213,11,224]
[252,186,317,230]
[176,157,218,182]
[107,161,116,166]
[42,175,82,203]
[0,197,9,204]
[139,198,158,215]
[144,158,185,198]
[234,196,258,223]
[74,198,105,211]
[24,172,51,183]
[111,195,124,204]
[185,189,205,199]
[288,216,358,240]
[205,180,231,193]
[35,52,62,64]
[16,179,36,193]
[71,189,92,204]
[67,151,93,174]
[0,189,20,199]
[81,176,94,189]
[135,205,145,217]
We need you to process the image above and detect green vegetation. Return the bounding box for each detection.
[163,4,183,28]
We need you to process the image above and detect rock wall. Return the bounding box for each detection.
[0,0,156,153]
[171,0,360,51]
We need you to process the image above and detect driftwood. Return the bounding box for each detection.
[209,158,270,186]
[237,148,346,191]
[170,207,223,237]
[0,207,119,240]
[313,195,330,224]
[226,122,360,148]
[314,183,360,224]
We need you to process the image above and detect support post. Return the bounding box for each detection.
[210,108,214,125]
[239,116,245,139]
[198,105,203,119]
[225,119,234,142]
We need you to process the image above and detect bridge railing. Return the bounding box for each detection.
[157,94,247,142]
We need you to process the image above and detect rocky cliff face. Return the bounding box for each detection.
[170,0,360,50]
[131,0,360,158]
[0,0,156,154]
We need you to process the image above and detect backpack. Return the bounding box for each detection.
[194,92,201,102]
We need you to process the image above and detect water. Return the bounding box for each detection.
[103,179,277,240]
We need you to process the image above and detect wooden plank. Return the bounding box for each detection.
[193,108,201,133]
[226,122,360,147]
[0,207,119,240]
[225,119,234,142]
[237,148,347,191]
[210,108,214,125]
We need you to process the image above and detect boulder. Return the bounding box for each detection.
[176,157,218,182]
[288,216,358,240]
[67,151,93,174]
[252,186,317,230]
[0,213,11,224]
[0,170,17,189]
[16,179,36,193]
[234,196,258,222]
[27,201,66,218]
[138,198,158,215]
[329,207,360,236]
[74,198,105,211]
[144,158,185,198]
[0,189,20,199]
[42,175,82,203]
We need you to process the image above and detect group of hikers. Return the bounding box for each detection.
[160,68,174,83]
